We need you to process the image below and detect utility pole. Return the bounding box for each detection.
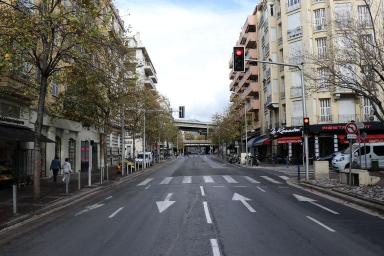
[121,107,125,175]
[245,103,248,166]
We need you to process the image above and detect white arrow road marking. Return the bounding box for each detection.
[156,193,176,213]
[75,203,104,216]
[210,239,221,256]
[203,201,212,224]
[182,176,192,183]
[137,178,153,186]
[200,186,205,197]
[244,176,260,184]
[261,176,282,184]
[257,186,266,192]
[293,194,339,214]
[306,216,336,232]
[108,207,124,219]
[223,175,238,183]
[279,175,290,181]
[232,193,256,213]
[160,177,173,184]
[203,176,214,183]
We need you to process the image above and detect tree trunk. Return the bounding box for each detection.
[33,74,48,199]
[132,131,136,158]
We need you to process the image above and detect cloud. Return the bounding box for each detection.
[116,0,256,121]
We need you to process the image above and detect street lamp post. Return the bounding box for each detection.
[245,103,248,166]
[245,58,309,181]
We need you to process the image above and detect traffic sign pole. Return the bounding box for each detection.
[345,122,358,186]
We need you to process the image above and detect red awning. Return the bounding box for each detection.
[277,136,302,144]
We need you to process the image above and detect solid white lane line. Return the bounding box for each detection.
[261,176,282,184]
[210,239,221,256]
[235,185,248,188]
[200,186,205,197]
[244,176,260,184]
[137,178,153,186]
[145,185,151,190]
[257,186,266,192]
[182,176,192,183]
[165,193,173,201]
[310,202,340,215]
[204,176,214,183]
[279,175,290,181]
[160,177,173,184]
[203,201,212,224]
[108,207,124,219]
[222,175,238,183]
[306,216,336,232]
[105,196,113,200]
[212,185,225,187]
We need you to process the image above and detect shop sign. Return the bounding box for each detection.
[270,127,302,136]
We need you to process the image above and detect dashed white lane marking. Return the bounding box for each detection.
[222,175,238,183]
[108,207,124,219]
[279,175,290,181]
[137,178,153,186]
[105,196,113,200]
[204,176,214,183]
[244,176,260,184]
[235,185,248,188]
[306,216,336,232]
[200,186,205,197]
[203,201,212,224]
[210,239,221,256]
[145,185,151,190]
[182,176,192,183]
[213,185,225,187]
[257,186,266,192]
[75,203,104,216]
[310,202,340,215]
[160,177,173,184]
[261,176,282,184]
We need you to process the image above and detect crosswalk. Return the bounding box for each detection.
[137,175,289,186]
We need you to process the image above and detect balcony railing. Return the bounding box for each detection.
[290,87,302,98]
[286,2,301,13]
[287,26,303,40]
[318,115,333,123]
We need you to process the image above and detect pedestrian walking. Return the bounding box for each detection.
[62,158,72,194]
[50,156,61,183]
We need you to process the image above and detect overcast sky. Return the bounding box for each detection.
[115,0,258,122]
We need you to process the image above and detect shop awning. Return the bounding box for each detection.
[0,123,54,143]
[277,136,302,144]
[253,135,271,146]
[247,136,257,148]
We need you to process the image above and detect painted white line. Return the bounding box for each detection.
[145,185,151,190]
[257,186,266,192]
[210,239,221,256]
[160,177,173,184]
[75,203,104,216]
[279,175,290,181]
[105,196,113,200]
[235,185,248,188]
[311,202,340,215]
[306,216,336,232]
[203,176,214,183]
[203,201,212,224]
[212,185,225,187]
[108,207,124,219]
[137,178,153,186]
[182,176,192,183]
[222,175,238,183]
[244,176,260,184]
[232,193,256,213]
[261,176,282,184]
[200,186,205,197]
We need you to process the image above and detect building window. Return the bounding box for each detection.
[316,37,327,59]
[0,102,20,119]
[51,83,59,97]
[288,0,300,7]
[68,139,76,171]
[334,3,352,28]
[317,67,328,89]
[313,8,325,31]
[319,98,331,122]
[358,5,371,27]
[363,97,374,121]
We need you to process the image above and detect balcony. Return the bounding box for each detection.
[245,49,257,59]
[290,87,302,98]
[144,78,155,89]
[291,116,303,126]
[287,26,303,40]
[286,2,301,13]
[245,32,257,49]
[144,62,155,76]
[245,99,260,112]
[240,66,258,86]
[243,82,259,98]
[318,115,333,123]
[0,71,34,103]
[150,76,158,84]
[242,15,257,34]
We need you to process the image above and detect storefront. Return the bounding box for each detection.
[270,127,303,164]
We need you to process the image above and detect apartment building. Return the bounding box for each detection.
[229,7,261,154]
[230,0,384,163]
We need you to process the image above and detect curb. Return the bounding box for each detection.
[289,180,384,215]
[0,159,173,234]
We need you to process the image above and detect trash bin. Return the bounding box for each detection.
[371,160,379,172]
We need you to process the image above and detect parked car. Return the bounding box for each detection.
[316,152,340,166]
[135,152,154,167]
[332,142,384,171]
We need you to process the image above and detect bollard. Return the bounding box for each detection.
[78,171,81,190]
[13,184,17,214]
[100,167,103,184]
[297,164,301,182]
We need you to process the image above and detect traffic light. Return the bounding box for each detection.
[179,106,185,118]
[233,46,245,72]
[303,117,310,134]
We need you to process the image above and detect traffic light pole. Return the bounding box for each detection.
[245,58,309,181]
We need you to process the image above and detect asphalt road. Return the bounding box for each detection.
[1,155,384,256]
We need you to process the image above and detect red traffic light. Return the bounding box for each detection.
[235,49,243,56]
[303,117,310,125]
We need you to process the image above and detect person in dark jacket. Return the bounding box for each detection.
[50,156,61,182]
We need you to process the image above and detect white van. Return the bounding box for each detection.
[332,142,384,171]
[135,152,154,167]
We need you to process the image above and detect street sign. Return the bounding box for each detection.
[355,122,365,129]
[345,122,358,134]
[347,134,357,140]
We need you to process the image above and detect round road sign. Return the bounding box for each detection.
[345,122,358,134]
